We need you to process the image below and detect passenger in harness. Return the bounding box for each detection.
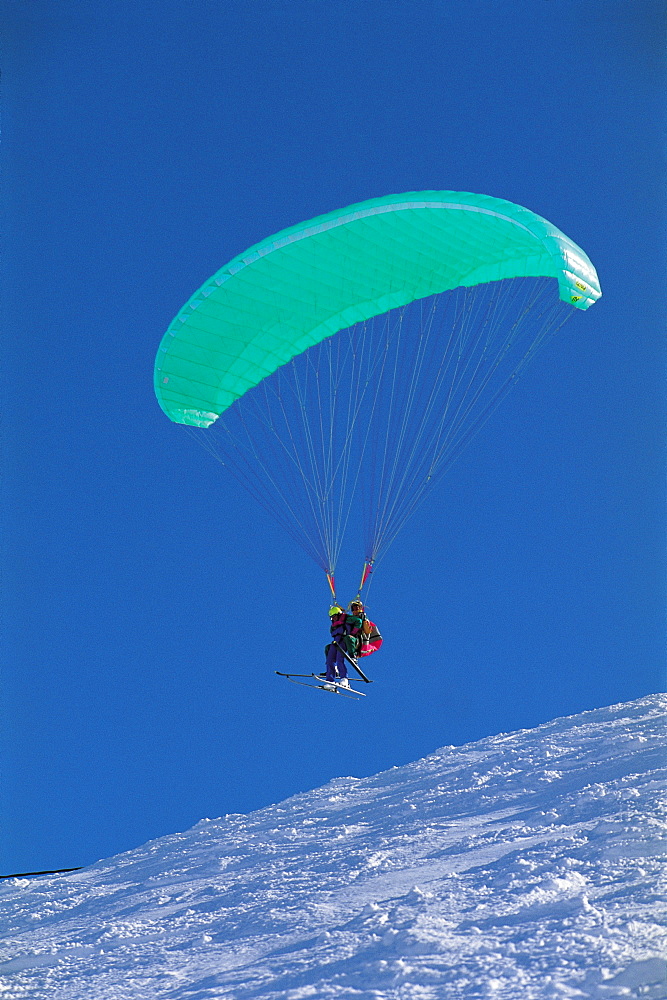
[324,599,382,688]
[324,603,363,688]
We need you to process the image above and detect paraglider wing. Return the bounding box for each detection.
[154,191,600,429]
[154,191,600,585]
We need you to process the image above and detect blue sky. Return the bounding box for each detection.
[2,0,665,875]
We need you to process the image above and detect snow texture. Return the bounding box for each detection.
[1,694,665,999]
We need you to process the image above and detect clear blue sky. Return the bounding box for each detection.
[2,0,665,875]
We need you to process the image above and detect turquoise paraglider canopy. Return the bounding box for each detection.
[154,191,601,593]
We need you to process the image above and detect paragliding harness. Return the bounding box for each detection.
[328,611,361,658]
[338,608,383,658]
[359,616,383,657]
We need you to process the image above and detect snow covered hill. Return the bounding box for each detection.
[1,695,665,1000]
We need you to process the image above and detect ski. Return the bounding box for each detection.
[275,671,324,680]
[275,671,366,698]
[332,641,372,683]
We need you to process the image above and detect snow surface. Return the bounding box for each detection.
[1,695,665,1000]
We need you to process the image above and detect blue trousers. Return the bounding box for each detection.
[325,641,348,681]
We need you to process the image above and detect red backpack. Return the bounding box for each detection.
[359,619,383,657]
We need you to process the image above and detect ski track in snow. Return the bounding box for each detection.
[1,695,665,1000]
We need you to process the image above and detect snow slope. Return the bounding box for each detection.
[1,694,665,1000]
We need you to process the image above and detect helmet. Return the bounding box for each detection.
[329,605,344,616]
[349,598,364,611]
